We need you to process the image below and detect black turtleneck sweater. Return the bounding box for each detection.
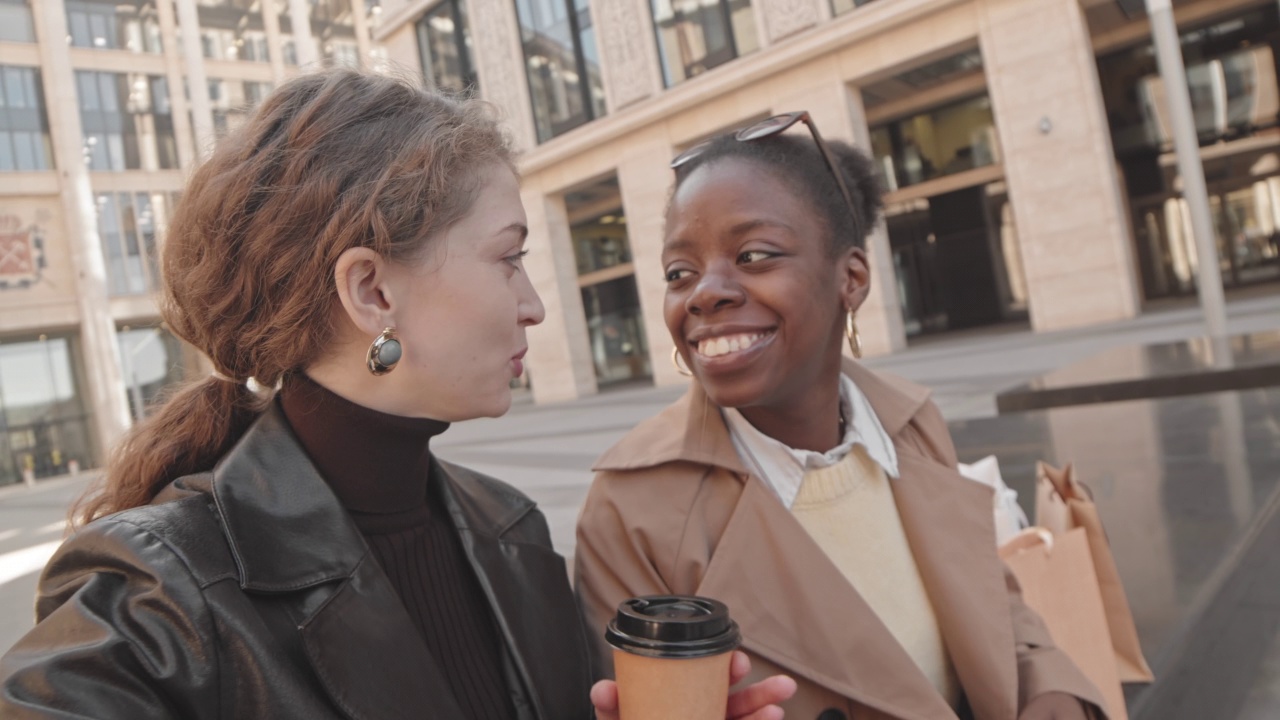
[279,373,514,720]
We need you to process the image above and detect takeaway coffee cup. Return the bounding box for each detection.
[605,595,741,720]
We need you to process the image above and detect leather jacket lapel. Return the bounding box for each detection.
[436,459,594,720]
[299,556,467,720]
[212,405,469,720]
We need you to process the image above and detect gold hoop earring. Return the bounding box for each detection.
[845,311,863,359]
[366,327,402,375]
[671,347,692,377]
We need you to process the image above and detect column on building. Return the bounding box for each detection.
[521,186,600,403]
[175,0,216,159]
[156,0,198,170]
[287,0,319,68]
[767,63,909,357]
[32,0,132,457]
[615,128,685,387]
[978,0,1140,330]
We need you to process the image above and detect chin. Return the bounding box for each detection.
[697,374,771,411]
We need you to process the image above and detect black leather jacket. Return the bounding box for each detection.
[0,406,595,719]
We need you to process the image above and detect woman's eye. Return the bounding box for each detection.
[739,250,774,264]
[504,249,530,268]
[665,268,692,283]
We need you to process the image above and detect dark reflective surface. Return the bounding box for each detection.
[951,387,1280,718]
[998,330,1280,412]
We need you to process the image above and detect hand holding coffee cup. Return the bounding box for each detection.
[605,595,742,720]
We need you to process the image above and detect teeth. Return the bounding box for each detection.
[696,332,767,358]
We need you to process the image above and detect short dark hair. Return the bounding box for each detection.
[670,132,884,254]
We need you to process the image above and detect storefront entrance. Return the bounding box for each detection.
[886,183,1029,337]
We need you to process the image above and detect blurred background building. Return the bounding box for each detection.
[1,0,1278,484]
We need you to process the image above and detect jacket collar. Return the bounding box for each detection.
[594,358,932,474]
[211,402,537,592]
[209,403,548,720]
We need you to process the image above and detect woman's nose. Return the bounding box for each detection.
[686,267,745,316]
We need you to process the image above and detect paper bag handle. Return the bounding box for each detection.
[998,527,1055,560]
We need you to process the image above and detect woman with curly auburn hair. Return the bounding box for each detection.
[0,69,790,720]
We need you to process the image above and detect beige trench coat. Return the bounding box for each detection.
[574,360,1107,720]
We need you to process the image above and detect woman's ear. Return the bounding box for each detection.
[334,246,394,336]
[838,246,872,313]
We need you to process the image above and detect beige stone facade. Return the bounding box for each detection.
[3,0,1277,481]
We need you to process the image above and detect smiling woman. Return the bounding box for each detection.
[575,114,1110,720]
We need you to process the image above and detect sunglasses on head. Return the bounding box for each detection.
[669,111,858,227]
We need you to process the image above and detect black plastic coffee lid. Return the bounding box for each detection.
[605,595,741,659]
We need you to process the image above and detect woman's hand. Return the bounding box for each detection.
[590,650,797,720]
[1018,692,1091,720]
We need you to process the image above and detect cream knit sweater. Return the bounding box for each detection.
[791,446,960,707]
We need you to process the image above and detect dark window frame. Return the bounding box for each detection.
[415,0,479,94]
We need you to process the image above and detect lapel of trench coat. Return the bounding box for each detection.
[604,361,1019,720]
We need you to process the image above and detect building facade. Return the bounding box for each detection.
[376,0,1280,404]
[3,0,1278,484]
[0,0,376,486]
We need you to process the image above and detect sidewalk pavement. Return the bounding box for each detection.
[434,292,1280,554]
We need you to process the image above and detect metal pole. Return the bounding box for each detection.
[1144,0,1229,338]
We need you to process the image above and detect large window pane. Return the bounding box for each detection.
[0,66,53,172]
[515,0,606,143]
[65,0,163,53]
[417,0,478,94]
[0,0,36,42]
[76,71,177,171]
[650,0,757,86]
[117,327,186,421]
[96,191,174,296]
[211,79,272,135]
[869,95,999,192]
[0,336,95,485]
[831,0,875,14]
[197,0,271,62]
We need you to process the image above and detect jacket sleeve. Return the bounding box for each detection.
[907,398,1108,717]
[0,517,219,719]
[573,471,675,679]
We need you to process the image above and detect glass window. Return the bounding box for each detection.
[416,0,478,94]
[305,0,361,67]
[580,276,651,386]
[65,0,163,53]
[76,71,178,171]
[0,65,53,172]
[0,0,36,42]
[514,0,607,143]
[650,0,757,86]
[0,336,96,486]
[117,326,186,421]
[95,191,174,296]
[831,0,874,14]
[868,94,999,192]
[1098,8,1280,158]
[211,79,272,135]
[197,0,271,61]
[567,176,650,386]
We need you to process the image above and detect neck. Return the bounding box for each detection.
[738,377,844,453]
[279,372,450,514]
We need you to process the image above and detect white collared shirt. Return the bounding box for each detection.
[723,374,900,509]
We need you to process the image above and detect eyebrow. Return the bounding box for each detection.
[498,222,529,242]
[664,218,795,256]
